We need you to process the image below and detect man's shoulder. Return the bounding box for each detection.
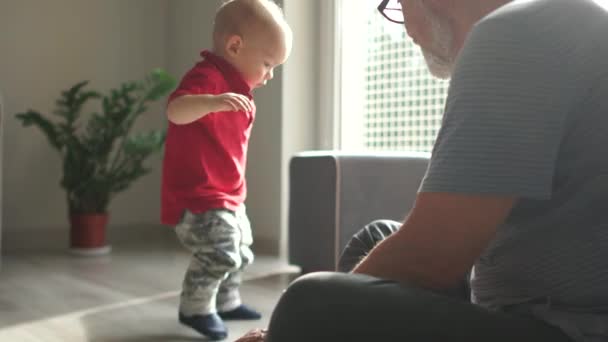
[466,0,608,70]
[462,0,596,63]
[476,0,601,37]
[472,0,542,38]
[481,0,568,23]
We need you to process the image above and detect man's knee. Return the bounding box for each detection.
[267,272,352,341]
[277,272,342,308]
[270,272,383,319]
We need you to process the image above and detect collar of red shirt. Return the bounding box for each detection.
[201,50,252,97]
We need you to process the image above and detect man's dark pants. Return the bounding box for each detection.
[266,220,573,342]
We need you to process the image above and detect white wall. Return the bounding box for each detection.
[280,0,321,258]
[0,0,169,233]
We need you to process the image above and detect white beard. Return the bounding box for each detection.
[420,8,455,79]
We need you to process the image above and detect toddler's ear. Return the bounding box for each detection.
[226,34,244,56]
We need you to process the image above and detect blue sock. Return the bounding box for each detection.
[179,312,227,340]
[218,304,262,320]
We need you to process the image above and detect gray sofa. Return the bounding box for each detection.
[288,151,430,272]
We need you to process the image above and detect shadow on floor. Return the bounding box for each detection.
[79,275,294,342]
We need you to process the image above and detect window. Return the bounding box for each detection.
[337,1,448,152]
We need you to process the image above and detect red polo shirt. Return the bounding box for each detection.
[161,50,256,225]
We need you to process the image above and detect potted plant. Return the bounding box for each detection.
[15,69,176,255]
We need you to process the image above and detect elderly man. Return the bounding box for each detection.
[238,0,608,341]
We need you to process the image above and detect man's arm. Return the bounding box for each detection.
[167,92,253,125]
[353,192,515,290]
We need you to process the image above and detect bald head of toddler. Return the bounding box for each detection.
[212,0,292,89]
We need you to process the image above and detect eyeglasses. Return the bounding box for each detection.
[377,0,404,24]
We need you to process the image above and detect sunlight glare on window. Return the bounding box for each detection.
[340,1,449,152]
[594,0,608,9]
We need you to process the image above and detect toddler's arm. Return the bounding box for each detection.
[167,92,253,125]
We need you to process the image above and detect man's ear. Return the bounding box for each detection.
[226,34,244,57]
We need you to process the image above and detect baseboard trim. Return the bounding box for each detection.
[2,224,280,255]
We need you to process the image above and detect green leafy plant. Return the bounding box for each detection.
[15,69,176,214]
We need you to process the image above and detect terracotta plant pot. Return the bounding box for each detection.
[69,213,111,256]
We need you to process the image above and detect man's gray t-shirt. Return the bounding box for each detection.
[419,0,608,340]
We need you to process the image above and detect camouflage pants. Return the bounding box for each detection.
[175,206,254,316]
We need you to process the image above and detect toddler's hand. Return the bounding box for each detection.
[213,92,253,113]
[234,328,267,342]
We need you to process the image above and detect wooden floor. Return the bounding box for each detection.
[0,232,299,342]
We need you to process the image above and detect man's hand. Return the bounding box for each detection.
[234,328,267,342]
[212,92,254,113]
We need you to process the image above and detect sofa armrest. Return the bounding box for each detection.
[288,151,430,272]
